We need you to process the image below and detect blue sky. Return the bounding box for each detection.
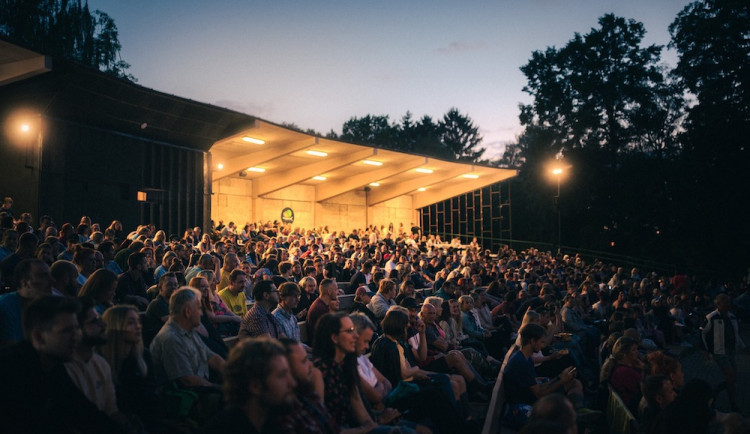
[88,0,693,158]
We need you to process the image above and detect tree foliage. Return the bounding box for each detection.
[0,0,134,80]
[338,108,485,162]
[518,14,682,162]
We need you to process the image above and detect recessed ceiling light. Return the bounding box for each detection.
[369,182,380,187]
[217,163,224,170]
[417,187,427,192]
[415,168,433,174]
[312,176,326,181]
[242,136,265,145]
[20,124,30,132]
[461,174,479,179]
[362,160,383,166]
[306,150,328,157]
[247,167,266,172]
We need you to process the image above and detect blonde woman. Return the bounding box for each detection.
[100,305,158,429]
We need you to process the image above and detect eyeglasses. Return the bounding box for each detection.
[340,327,357,335]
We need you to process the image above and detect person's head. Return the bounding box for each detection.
[78,268,117,305]
[23,295,81,361]
[50,259,79,297]
[158,272,179,300]
[299,276,317,295]
[223,252,239,271]
[279,262,293,276]
[642,375,676,410]
[75,296,107,347]
[197,254,214,270]
[101,304,143,362]
[611,336,639,362]
[354,286,371,304]
[14,258,53,295]
[229,269,247,294]
[528,393,577,434]
[319,278,338,300]
[252,280,279,308]
[223,338,296,410]
[279,337,314,391]
[715,293,731,315]
[381,307,410,340]
[17,231,39,253]
[521,309,541,328]
[2,229,18,250]
[170,287,203,328]
[424,296,444,317]
[458,294,474,311]
[189,276,211,300]
[419,302,438,325]
[647,351,684,389]
[313,312,358,360]
[278,282,301,311]
[73,246,96,274]
[377,278,397,299]
[350,313,376,355]
[127,252,147,272]
[519,323,547,351]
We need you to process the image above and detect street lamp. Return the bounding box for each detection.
[550,166,566,254]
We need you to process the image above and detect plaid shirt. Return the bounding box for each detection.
[239,303,280,338]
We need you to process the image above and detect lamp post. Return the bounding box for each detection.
[552,168,563,255]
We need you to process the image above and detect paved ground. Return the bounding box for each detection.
[670,326,750,415]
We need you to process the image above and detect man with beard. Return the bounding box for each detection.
[65,297,129,428]
[240,280,281,339]
[275,338,339,433]
[0,296,123,433]
[203,338,296,433]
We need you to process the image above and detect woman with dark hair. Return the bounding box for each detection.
[647,351,685,390]
[312,313,379,432]
[78,268,118,314]
[369,307,465,433]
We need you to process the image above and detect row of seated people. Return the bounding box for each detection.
[2,211,749,432]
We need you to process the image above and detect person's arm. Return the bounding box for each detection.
[529,366,575,399]
[340,386,377,434]
[411,319,428,362]
[177,374,214,388]
[208,354,225,373]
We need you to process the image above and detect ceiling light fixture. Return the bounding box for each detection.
[306,150,328,157]
[369,182,380,187]
[461,174,479,179]
[247,167,266,172]
[312,176,326,181]
[417,187,427,192]
[217,163,224,170]
[362,160,383,166]
[415,168,433,174]
[242,136,265,145]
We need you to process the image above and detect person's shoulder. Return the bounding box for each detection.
[0,291,19,306]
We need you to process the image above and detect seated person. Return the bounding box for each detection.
[143,272,179,346]
[0,296,123,433]
[150,287,225,388]
[503,323,586,430]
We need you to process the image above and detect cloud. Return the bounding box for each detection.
[213,99,276,117]
[435,41,487,55]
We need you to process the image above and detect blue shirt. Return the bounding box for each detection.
[0,292,24,343]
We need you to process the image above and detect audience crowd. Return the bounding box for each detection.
[1,201,750,433]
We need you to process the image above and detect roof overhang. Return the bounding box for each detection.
[210,120,517,207]
[0,40,51,86]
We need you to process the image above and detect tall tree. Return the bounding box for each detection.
[339,114,398,148]
[439,108,485,161]
[0,0,133,80]
[518,14,681,162]
[668,0,750,273]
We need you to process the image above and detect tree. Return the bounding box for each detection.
[668,0,750,274]
[439,108,485,161]
[518,14,681,162]
[0,0,134,80]
[339,114,398,148]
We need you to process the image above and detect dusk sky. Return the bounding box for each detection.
[88,0,693,158]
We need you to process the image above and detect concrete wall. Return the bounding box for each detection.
[211,178,418,232]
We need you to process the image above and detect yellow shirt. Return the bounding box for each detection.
[219,288,247,317]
